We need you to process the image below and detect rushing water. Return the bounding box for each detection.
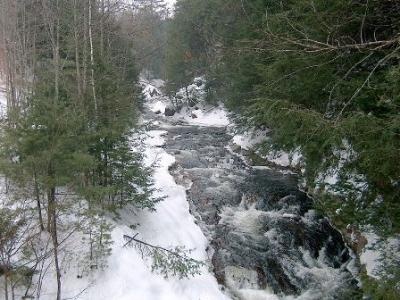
[144,100,359,299]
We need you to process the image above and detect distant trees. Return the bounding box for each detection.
[120,0,170,79]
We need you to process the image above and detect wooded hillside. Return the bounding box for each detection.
[165,1,400,297]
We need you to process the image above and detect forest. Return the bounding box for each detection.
[165,0,400,298]
[0,0,399,299]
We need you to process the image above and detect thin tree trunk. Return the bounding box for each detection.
[48,185,61,300]
[88,0,98,117]
[33,167,45,231]
[73,0,82,99]
[83,4,88,92]
[54,10,60,103]
[4,272,9,300]
[100,0,104,57]
[50,2,61,298]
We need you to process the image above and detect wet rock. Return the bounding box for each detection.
[194,78,204,87]
[164,106,176,116]
[175,103,183,112]
[231,144,242,153]
[150,88,160,97]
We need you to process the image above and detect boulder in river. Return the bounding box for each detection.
[164,106,176,116]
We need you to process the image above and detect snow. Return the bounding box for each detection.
[164,0,176,8]
[142,75,230,127]
[170,76,230,127]
[359,230,400,280]
[359,231,380,278]
[150,100,167,114]
[237,289,279,300]
[175,105,230,127]
[232,130,267,151]
[315,139,368,195]
[231,129,304,170]
[174,76,207,103]
[140,77,167,115]
[0,80,7,117]
[290,148,303,167]
[266,151,291,167]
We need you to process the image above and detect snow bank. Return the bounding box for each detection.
[174,76,207,104]
[175,105,230,127]
[35,123,228,300]
[140,78,163,100]
[265,151,291,167]
[140,77,169,115]
[231,129,304,170]
[359,231,380,278]
[142,75,230,127]
[315,140,368,195]
[170,76,230,127]
[150,100,167,114]
[232,130,267,151]
[359,230,400,279]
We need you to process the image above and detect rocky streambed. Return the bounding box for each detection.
[145,103,359,299]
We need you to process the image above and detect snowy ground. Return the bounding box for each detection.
[173,105,230,127]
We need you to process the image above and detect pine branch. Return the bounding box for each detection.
[123,234,204,278]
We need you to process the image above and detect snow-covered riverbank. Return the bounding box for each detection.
[0,77,229,300]
[52,129,229,300]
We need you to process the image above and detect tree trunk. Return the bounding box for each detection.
[88,0,98,117]
[48,185,61,300]
[50,2,62,297]
[4,272,9,300]
[33,167,45,231]
[100,0,104,57]
[83,3,88,92]
[73,0,82,99]
[54,7,60,103]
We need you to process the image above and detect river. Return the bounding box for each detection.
[142,80,359,299]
